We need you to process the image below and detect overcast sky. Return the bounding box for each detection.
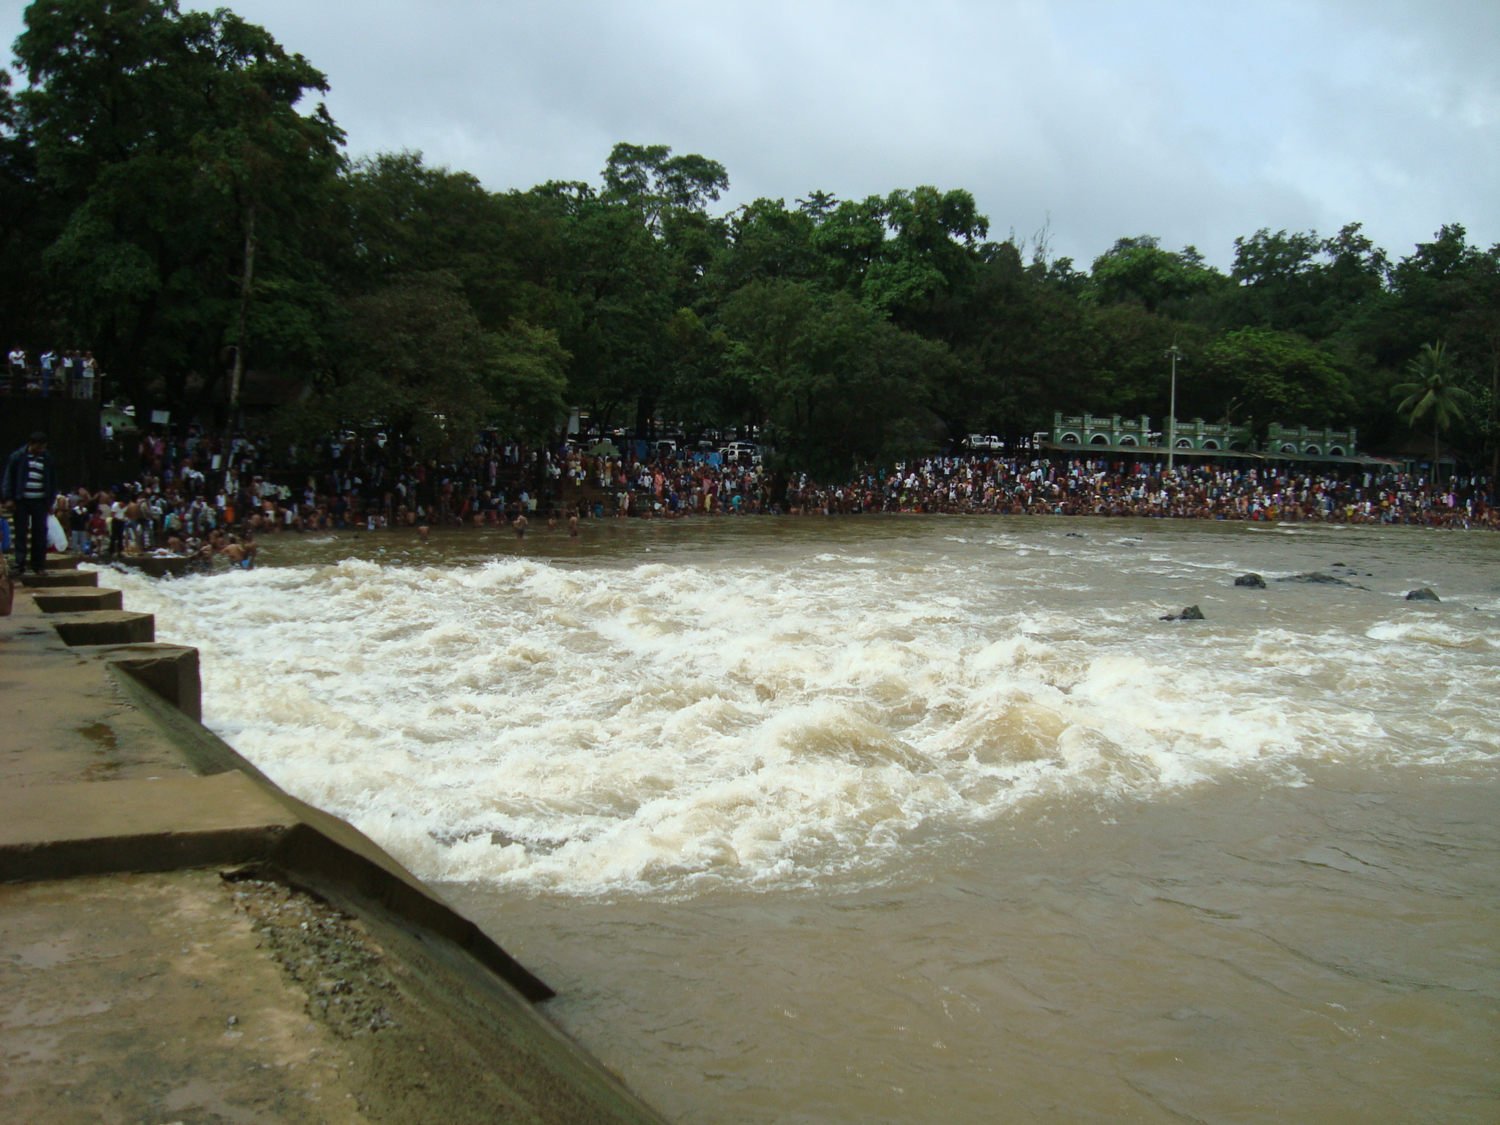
[4,0,1496,270]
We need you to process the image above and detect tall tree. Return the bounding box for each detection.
[1387,225,1481,350]
[592,143,729,432]
[939,239,1097,440]
[601,142,728,237]
[324,271,495,453]
[806,187,988,327]
[15,0,343,415]
[0,68,60,349]
[539,187,672,436]
[1087,236,1224,315]
[1229,227,1322,333]
[1447,246,1500,481]
[717,279,951,476]
[339,152,530,325]
[710,197,821,294]
[1199,327,1355,444]
[1392,341,1474,474]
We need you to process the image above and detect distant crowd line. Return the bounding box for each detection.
[779,455,1497,529]
[6,426,1496,575]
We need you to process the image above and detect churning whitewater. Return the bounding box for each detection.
[98,519,1499,897]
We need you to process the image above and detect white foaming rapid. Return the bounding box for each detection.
[95,526,1499,896]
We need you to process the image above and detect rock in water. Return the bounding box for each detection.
[1405,587,1440,602]
[1278,572,1351,586]
[1234,573,1266,588]
[1161,605,1205,621]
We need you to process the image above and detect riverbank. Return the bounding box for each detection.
[0,559,666,1124]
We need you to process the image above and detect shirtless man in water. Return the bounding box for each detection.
[219,533,256,568]
[512,512,528,538]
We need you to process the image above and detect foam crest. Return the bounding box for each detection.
[90,528,1500,896]
[1365,619,1495,651]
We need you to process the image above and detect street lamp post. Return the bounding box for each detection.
[1165,343,1183,471]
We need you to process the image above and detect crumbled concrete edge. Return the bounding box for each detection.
[224,865,400,1039]
[218,862,669,1124]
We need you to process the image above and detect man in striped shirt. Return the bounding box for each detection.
[2,432,58,576]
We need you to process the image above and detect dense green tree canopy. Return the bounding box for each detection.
[1087,236,1224,314]
[13,0,343,414]
[1200,328,1355,440]
[3,0,1498,475]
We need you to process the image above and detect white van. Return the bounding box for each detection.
[721,441,760,464]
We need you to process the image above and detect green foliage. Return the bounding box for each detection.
[1087,236,1225,314]
[1392,341,1474,469]
[487,319,570,442]
[1,4,1495,473]
[712,198,822,293]
[1084,305,1196,419]
[328,271,495,452]
[932,240,1100,439]
[13,0,343,413]
[339,152,528,323]
[1200,327,1355,439]
[717,279,951,476]
[1227,224,1392,344]
[545,190,673,433]
[602,142,728,236]
[807,187,988,330]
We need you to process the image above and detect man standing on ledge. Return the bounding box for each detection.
[2,431,57,576]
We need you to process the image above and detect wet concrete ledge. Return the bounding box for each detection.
[0,571,666,1124]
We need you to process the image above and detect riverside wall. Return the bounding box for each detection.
[0,559,666,1124]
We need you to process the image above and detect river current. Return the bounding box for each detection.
[98,516,1499,1122]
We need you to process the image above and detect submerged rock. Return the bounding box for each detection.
[1234,573,1266,588]
[1278,572,1351,586]
[1161,605,1205,621]
[1405,587,1441,602]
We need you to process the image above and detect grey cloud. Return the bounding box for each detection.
[2,0,1493,266]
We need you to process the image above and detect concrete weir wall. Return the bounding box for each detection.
[0,560,666,1124]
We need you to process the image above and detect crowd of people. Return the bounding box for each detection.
[3,422,1496,579]
[779,455,1497,528]
[5,346,102,398]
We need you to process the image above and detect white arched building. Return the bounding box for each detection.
[1049,413,1358,458]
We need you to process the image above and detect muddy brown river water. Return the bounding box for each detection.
[102,515,1500,1122]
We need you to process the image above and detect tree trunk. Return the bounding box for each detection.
[1491,349,1498,486]
[223,203,257,484]
[229,203,257,419]
[1433,417,1440,488]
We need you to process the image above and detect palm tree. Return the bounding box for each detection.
[1392,341,1473,478]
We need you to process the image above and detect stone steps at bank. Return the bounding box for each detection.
[0,579,666,1124]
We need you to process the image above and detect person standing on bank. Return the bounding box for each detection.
[2,431,58,576]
